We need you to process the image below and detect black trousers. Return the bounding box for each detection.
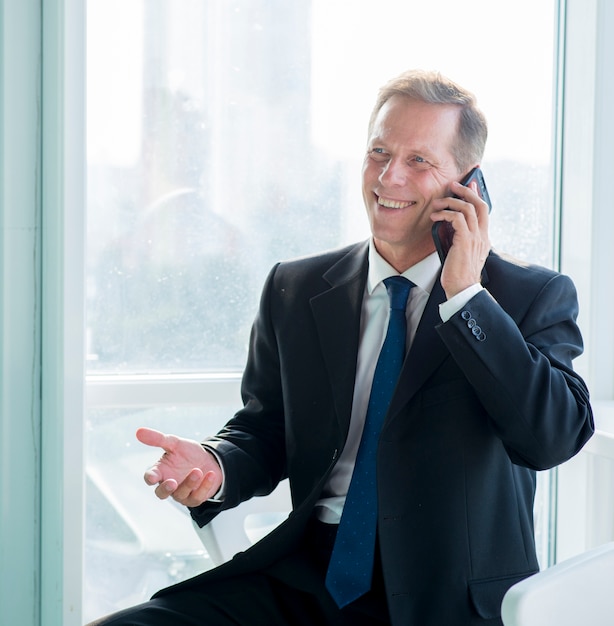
[87,518,391,626]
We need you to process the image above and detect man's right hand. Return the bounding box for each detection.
[136,427,223,508]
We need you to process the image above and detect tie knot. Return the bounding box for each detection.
[384,276,413,311]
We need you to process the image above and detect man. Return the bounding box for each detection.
[90,69,593,625]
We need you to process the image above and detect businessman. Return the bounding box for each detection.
[90,69,593,626]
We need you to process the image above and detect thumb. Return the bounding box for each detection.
[137,427,175,486]
[136,427,172,450]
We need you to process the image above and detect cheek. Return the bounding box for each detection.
[362,156,383,180]
[419,172,451,200]
[431,166,460,192]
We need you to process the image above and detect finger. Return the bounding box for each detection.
[431,194,472,218]
[188,470,221,504]
[430,206,469,237]
[432,198,482,235]
[451,181,489,216]
[169,467,204,502]
[180,471,221,508]
[144,466,162,485]
[154,478,178,500]
[451,179,478,200]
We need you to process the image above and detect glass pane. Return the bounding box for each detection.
[83,404,231,622]
[86,0,557,375]
[85,0,558,617]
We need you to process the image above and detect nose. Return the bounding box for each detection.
[379,157,407,186]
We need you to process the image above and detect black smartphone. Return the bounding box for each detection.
[432,167,492,263]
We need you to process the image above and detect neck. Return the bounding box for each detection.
[373,238,436,273]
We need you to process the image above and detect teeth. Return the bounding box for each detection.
[378,197,414,209]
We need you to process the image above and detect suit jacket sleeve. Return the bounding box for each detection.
[436,269,593,470]
[190,263,289,527]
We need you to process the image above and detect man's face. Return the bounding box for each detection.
[362,95,463,269]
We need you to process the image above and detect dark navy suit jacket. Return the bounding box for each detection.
[160,241,593,625]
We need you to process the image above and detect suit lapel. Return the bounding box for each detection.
[309,242,369,437]
[387,264,492,420]
[308,246,492,433]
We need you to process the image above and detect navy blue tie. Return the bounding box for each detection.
[325,275,413,608]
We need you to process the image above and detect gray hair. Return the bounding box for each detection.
[368,69,488,172]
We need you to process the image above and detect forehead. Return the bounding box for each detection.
[369,95,460,154]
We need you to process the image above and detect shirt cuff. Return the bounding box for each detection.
[202,444,226,502]
[439,283,484,323]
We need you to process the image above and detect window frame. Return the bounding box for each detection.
[554,0,614,562]
[0,1,44,624]
[40,0,87,624]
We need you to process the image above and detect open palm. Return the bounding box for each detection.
[136,426,223,507]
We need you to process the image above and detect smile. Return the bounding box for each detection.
[377,196,416,209]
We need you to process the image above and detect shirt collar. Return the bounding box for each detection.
[367,238,440,296]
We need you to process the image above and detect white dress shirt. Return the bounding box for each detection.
[314,240,482,523]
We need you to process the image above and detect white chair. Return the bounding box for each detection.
[193,479,291,566]
[501,542,614,625]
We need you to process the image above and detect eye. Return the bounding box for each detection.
[368,147,389,162]
[409,155,430,169]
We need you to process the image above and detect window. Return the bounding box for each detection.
[86,0,559,375]
[85,0,559,619]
